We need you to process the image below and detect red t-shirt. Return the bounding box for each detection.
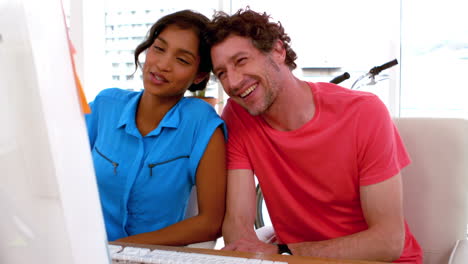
[222,82,422,263]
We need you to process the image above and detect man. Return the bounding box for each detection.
[208,8,422,263]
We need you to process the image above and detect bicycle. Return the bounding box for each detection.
[254,58,399,229]
[330,58,399,89]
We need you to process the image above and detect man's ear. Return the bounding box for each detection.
[272,39,286,63]
[193,72,209,85]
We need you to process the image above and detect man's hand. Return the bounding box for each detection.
[222,237,277,254]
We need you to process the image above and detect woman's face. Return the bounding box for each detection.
[143,24,205,98]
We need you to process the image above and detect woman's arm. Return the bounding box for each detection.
[116,127,227,245]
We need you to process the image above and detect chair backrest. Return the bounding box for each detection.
[395,118,468,264]
[185,186,199,219]
[184,186,217,249]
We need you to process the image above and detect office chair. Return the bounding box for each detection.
[184,186,217,249]
[395,118,468,264]
[255,118,468,264]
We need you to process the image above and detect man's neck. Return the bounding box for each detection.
[262,77,315,132]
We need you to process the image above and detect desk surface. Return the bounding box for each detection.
[111,242,389,264]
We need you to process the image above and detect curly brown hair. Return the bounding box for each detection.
[208,8,297,70]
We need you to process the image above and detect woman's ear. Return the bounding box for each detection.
[193,72,209,85]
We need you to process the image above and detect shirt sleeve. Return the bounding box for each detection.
[221,100,253,171]
[355,95,411,186]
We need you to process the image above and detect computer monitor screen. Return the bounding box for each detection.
[0,0,110,263]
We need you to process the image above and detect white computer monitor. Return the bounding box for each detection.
[0,0,110,263]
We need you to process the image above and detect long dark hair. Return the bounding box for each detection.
[134,10,212,92]
[208,8,297,70]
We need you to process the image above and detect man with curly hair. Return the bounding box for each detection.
[208,8,422,264]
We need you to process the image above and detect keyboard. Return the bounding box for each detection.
[108,244,288,264]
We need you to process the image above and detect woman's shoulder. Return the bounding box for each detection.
[181,97,218,114]
[92,88,140,105]
[178,97,222,124]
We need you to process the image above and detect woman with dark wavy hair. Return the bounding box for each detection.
[85,10,226,246]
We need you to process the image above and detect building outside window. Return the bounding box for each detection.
[101,0,219,95]
[68,0,467,119]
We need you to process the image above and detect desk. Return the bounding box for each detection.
[111,242,389,264]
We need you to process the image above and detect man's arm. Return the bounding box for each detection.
[288,174,405,262]
[222,169,257,243]
[222,169,279,253]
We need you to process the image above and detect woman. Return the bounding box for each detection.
[85,10,226,246]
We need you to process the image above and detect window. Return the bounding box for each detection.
[105,25,114,33]
[84,0,220,102]
[131,36,143,41]
[231,0,400,115]
[400,0,468,118]
[72,1,402,114]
